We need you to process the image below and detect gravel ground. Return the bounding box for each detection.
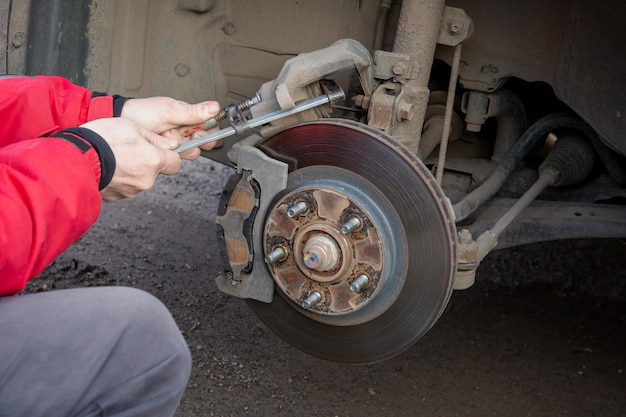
[32,157,626,417]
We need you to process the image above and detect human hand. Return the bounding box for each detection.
[80,118,183,201]
[120,97,220,159]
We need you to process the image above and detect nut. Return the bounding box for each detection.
[448,22,463,36]
[392,62,407,76]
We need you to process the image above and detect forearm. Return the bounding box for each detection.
[0,137,104,295]
[0,75,126,147]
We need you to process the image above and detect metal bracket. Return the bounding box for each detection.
[225,103,251,135]
[215,144,289,303]
[250,39,373,130]
[372,50,419,82]
[437,6,473,47]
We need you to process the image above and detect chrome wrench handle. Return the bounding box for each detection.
[175,88,344,154]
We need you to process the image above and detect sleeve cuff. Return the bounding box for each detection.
[55,127,116,190]
[89,92,130,118]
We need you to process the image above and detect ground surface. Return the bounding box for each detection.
[32,158,626,417]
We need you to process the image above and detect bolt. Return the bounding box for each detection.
[349,274,369,293]
[449,22,463,35]
[11,32,25,49]
[301,291,322,310]
[223,22,237,35]
[212,94,262,122]
[341,217,361,234]
[287,202,308,218]
[397,100,415,121]
[265,247,286,264]
[237,93,261,111]
[458,229,474,245]
[392,62,407,76]
[353,94,370,109]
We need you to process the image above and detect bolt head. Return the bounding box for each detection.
[396,100,415,121]
[11,32,25,48]
[458,229,474,245]
[392,62,407,76]
[449,22,463,35]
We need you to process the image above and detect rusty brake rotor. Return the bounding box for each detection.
[246,119,457,363]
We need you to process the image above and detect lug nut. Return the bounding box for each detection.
[341,217,361,234]
[265,247,287,264]
[287,202,308,218]
[301,291,322,309]
[349,274,370,293]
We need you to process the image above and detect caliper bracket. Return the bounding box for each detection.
[215,142,289,302]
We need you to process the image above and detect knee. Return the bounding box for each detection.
[97,287,192,387]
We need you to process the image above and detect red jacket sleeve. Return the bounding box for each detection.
[0,75,114,146]
[0,76,113,295]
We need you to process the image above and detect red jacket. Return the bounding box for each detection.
[0,76,115,295]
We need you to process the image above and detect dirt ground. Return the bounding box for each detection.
[31,157,626,417]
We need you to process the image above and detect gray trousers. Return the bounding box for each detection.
[0,287,192,417]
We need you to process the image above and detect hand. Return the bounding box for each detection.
[80,118,182,201]
[120,97,221,159]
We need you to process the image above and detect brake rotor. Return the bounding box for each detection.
[247,119,457,363]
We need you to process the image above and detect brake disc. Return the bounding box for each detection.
[247,119,457,363]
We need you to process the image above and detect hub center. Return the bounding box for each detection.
[303,234,339,272]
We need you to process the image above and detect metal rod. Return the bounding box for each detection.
[435,43,463,184]
[473,167,558,262]
[489,168,557,239]
[175,94,335,153]
[391,0,447,152]
[176,94,261,137]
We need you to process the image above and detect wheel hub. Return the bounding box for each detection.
[263,174,398,322]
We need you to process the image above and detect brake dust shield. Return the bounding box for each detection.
[246,119,457,363]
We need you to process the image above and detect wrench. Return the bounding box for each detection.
[175,86,344,154]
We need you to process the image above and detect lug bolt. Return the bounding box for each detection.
[287,201,308,218]
[265,247,287,264]
[349,274,369,293]
[301,291,322,309]
[341,217,361,234]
